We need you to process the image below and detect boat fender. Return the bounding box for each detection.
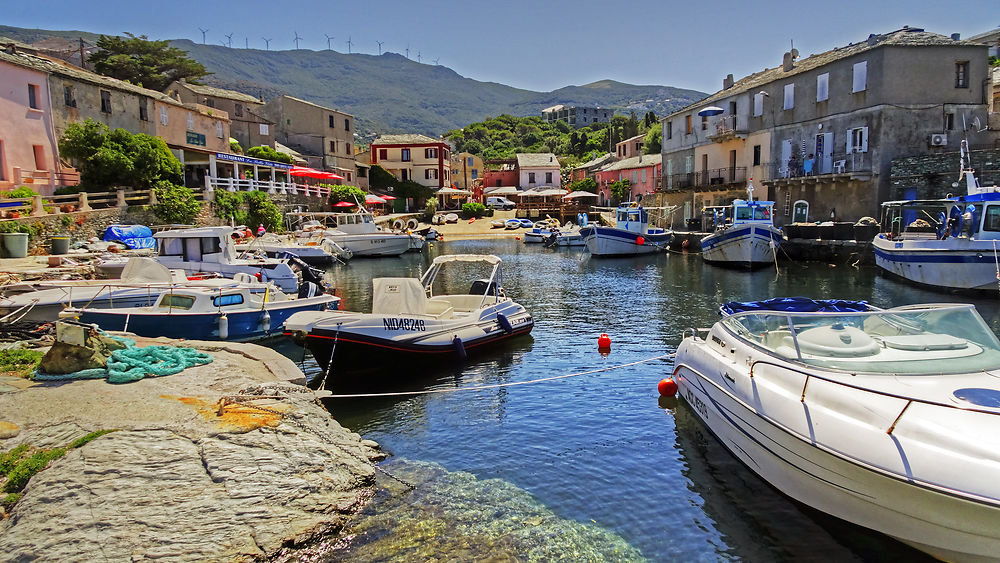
[259,311,271,334]
[657,378,678,397]
[292,330,308,345]
[406,218,419,230]
[392,219,405,230]
[218,314,229,340]
[497,312,513,334]
[453,336,467,360]
[636,236,645,246]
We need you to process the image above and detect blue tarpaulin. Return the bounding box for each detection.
[103,225,154,249]
[721,297,872,316]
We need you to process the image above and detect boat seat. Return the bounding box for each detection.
[880,334,968,351]
[372,278,429,316]
[429,294,493,313]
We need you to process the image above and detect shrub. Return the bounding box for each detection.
[422,197,438,221]
[325,184,367,207]
[0,221,42,237]
[5,187,39,199]
[3,448,66,493]
[152,181,200,224]
[461,202,486,219]
[0,349,43,378]
[212,191,281,231]
[246,146,293,165]
[230,139,243,154]
[0,444,29,477]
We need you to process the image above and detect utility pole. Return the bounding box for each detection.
[262,37,272,50]
[324,34,334,50]
[198,28,208,44]
[293,32,302,50]
[376,40,384,55]
[346,36,353,54]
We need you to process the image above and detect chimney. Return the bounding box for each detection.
[951,33,961,41]
[723,73,734,89]
[782,52,794,72]
[867,34,879,47]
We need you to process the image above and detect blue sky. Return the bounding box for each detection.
[6,0,996,94]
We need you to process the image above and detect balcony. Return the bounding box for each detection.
[707,115,747,143]
[205,177,331,198]
[661,167,747,191]
[761,151,873,185]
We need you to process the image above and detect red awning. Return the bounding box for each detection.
[289,166,345,180]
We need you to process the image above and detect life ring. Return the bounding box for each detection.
[406,218,419,230]
[392,219,405,231]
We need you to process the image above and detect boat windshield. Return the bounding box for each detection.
[721,305,1000,374]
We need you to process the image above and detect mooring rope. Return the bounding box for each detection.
[324,352,675,398]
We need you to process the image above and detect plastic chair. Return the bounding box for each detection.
[833,160,846,174]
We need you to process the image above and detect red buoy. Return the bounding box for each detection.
[597,333,611,349]
[658,378,678,397]
[636,236,645,246]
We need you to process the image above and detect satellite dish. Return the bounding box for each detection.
[973,116,987,133]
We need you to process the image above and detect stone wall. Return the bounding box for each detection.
[890,148,1000,200]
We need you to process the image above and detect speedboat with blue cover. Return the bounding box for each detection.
[283,254,533,375]
[579,202,672,256]
[62,283,337,341]
[873,140,1000,291]
[700,181,783,268]
[672,297,1000,562]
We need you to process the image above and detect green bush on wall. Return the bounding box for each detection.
[213,190,281,231]
[461,202,486,219]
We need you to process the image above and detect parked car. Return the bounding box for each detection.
[486,196,516,211]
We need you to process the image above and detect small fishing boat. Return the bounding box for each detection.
[523,225,557,243]
[544,224,585,247]
[519,219,534,229]
[872,140,1000,291]
[284,254,533,375]
[504,219,521,230]
[700,180,783,268]
[490,219,506,229]
[288,211,413,257]
[445,213,459,224]
[579,202,673,256]
[63,284,337,342]
[672,297,1000,562]
[235,232,352,264]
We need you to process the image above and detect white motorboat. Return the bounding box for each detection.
[672,297,1000,562]
[541,221,586,247]
[235,232,352,264]
[289,211,412,257]
[64,284,337,342]
[579,202,673,256]
[700,181,783,268]
[873,140,1000,291]
[0,258,272,323]
[153,227,301,292]
[284,254,533,376]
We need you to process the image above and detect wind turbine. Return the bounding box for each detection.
[324,34,334,50]
[417,51,421,64]
[262,37,272,50]
[293,31,302,50]
[405,44,409,59]
[433,57,439,65]
[346,36,353,54]
[376,40,384,55]
[244,37,249,49]
[224,33,233,48]
[198,28,208,44]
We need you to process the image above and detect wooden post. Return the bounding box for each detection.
[148,188,158,205]
[117,189,127,208]
[78,191,92,211]
[30,195,45,217]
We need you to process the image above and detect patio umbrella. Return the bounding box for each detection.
[563,191,599,199]
[379,195,397,200]
[365,194,387,204]
[697,106,724,117]
[290,166,345,180]
[332,201,356,207]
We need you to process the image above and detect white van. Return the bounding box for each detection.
[486,196,516,210]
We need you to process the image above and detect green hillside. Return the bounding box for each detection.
[0,25,708,139]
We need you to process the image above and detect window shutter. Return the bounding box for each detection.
[783,84,794,110]
[753,93,763,117]
[852,61,867,93]
[860,127,868,152]
[846,130,853,154]
[816,73,829,102]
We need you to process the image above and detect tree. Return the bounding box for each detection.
[152,182,200,224]
[643,127,662,154]
[89,33,209,92]
[326,184,367,206]
[609,179,631,202]
[245,145,292,164]
[567,178,598,193]
[59,119,182,190]
[368,165,397,191]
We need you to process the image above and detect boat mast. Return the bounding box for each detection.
[959,139,982,194]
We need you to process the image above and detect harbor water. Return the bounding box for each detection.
[271,239,1000,561]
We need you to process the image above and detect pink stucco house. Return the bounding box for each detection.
[594,154,662,204]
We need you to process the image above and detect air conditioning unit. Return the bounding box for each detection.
[929,133,948,146]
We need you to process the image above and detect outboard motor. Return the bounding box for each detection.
[469,279,500,296]
[277,251,325,286]
[298,280,322,299]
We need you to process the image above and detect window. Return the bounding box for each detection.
[63,85,76,107]
[160,106,168,125]
[528,172,536,183]
[100,90,112,113]
[401,169,409,180]
[495,179,502,187]
[186,113,194,129]
[234,103,243,117]
[984,206,1000,231]
[216,121,224,138]
[379,149,388,160]
[729,101,737,115]
[852,61,867,93]
[32,145,45,170]
[753,92,764,117]
[286,118,291,125]
[139,98,148,121]
[846,127,869,153]
[27,84,39,109]
[956,61,969,88]
[346,143,351,154]
[471,169,478,179]
[259,123,269,135]
[425,169,438,180]
[642,169,647,183]
[666,121,672,139]
[783,84,794,110]
[347,171,352,181]
[344,118,350,130]
[213,294,244,307]
[467,156,474,167]
[329,115,336,128]
[945,113,955,130]
[205,99,214,108]
[401,148,411,161]
[329,140,336,152]
[753,145,761,166]
[546,172,553,184]
[701,115,708,130]
[425,148,438,159]
[816,73,829,102]
[685,115,692,134]
[0,140,4,180]
[159,295,195,310]
[632,170,638,184]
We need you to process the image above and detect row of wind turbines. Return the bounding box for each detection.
[196,28,438,64]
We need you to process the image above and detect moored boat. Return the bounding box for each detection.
[673,297,1000,562]
[700,181,783,268]
[283,254,533,375]
[579,202,672,256]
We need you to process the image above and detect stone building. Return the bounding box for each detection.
[369,134,450,189]
[541,105,612,128]
[258,95,356,182]
[660,27,997,226]
[167,80,274,151]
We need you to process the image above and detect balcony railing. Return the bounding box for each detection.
[662,167,747,190]
[708,115,746,141]
[205,177,330,198]
[761,151,872,181]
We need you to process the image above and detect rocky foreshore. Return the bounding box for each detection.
[0,338,382,561]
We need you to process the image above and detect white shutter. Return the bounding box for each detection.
[816,73,829,102]
[160,106,168,126]
[852,61,867,93]
[846,130,853,154]
[753,93,763,117]
[259,123,269,135]
[860,127,869,152]
[783,84,794,109]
